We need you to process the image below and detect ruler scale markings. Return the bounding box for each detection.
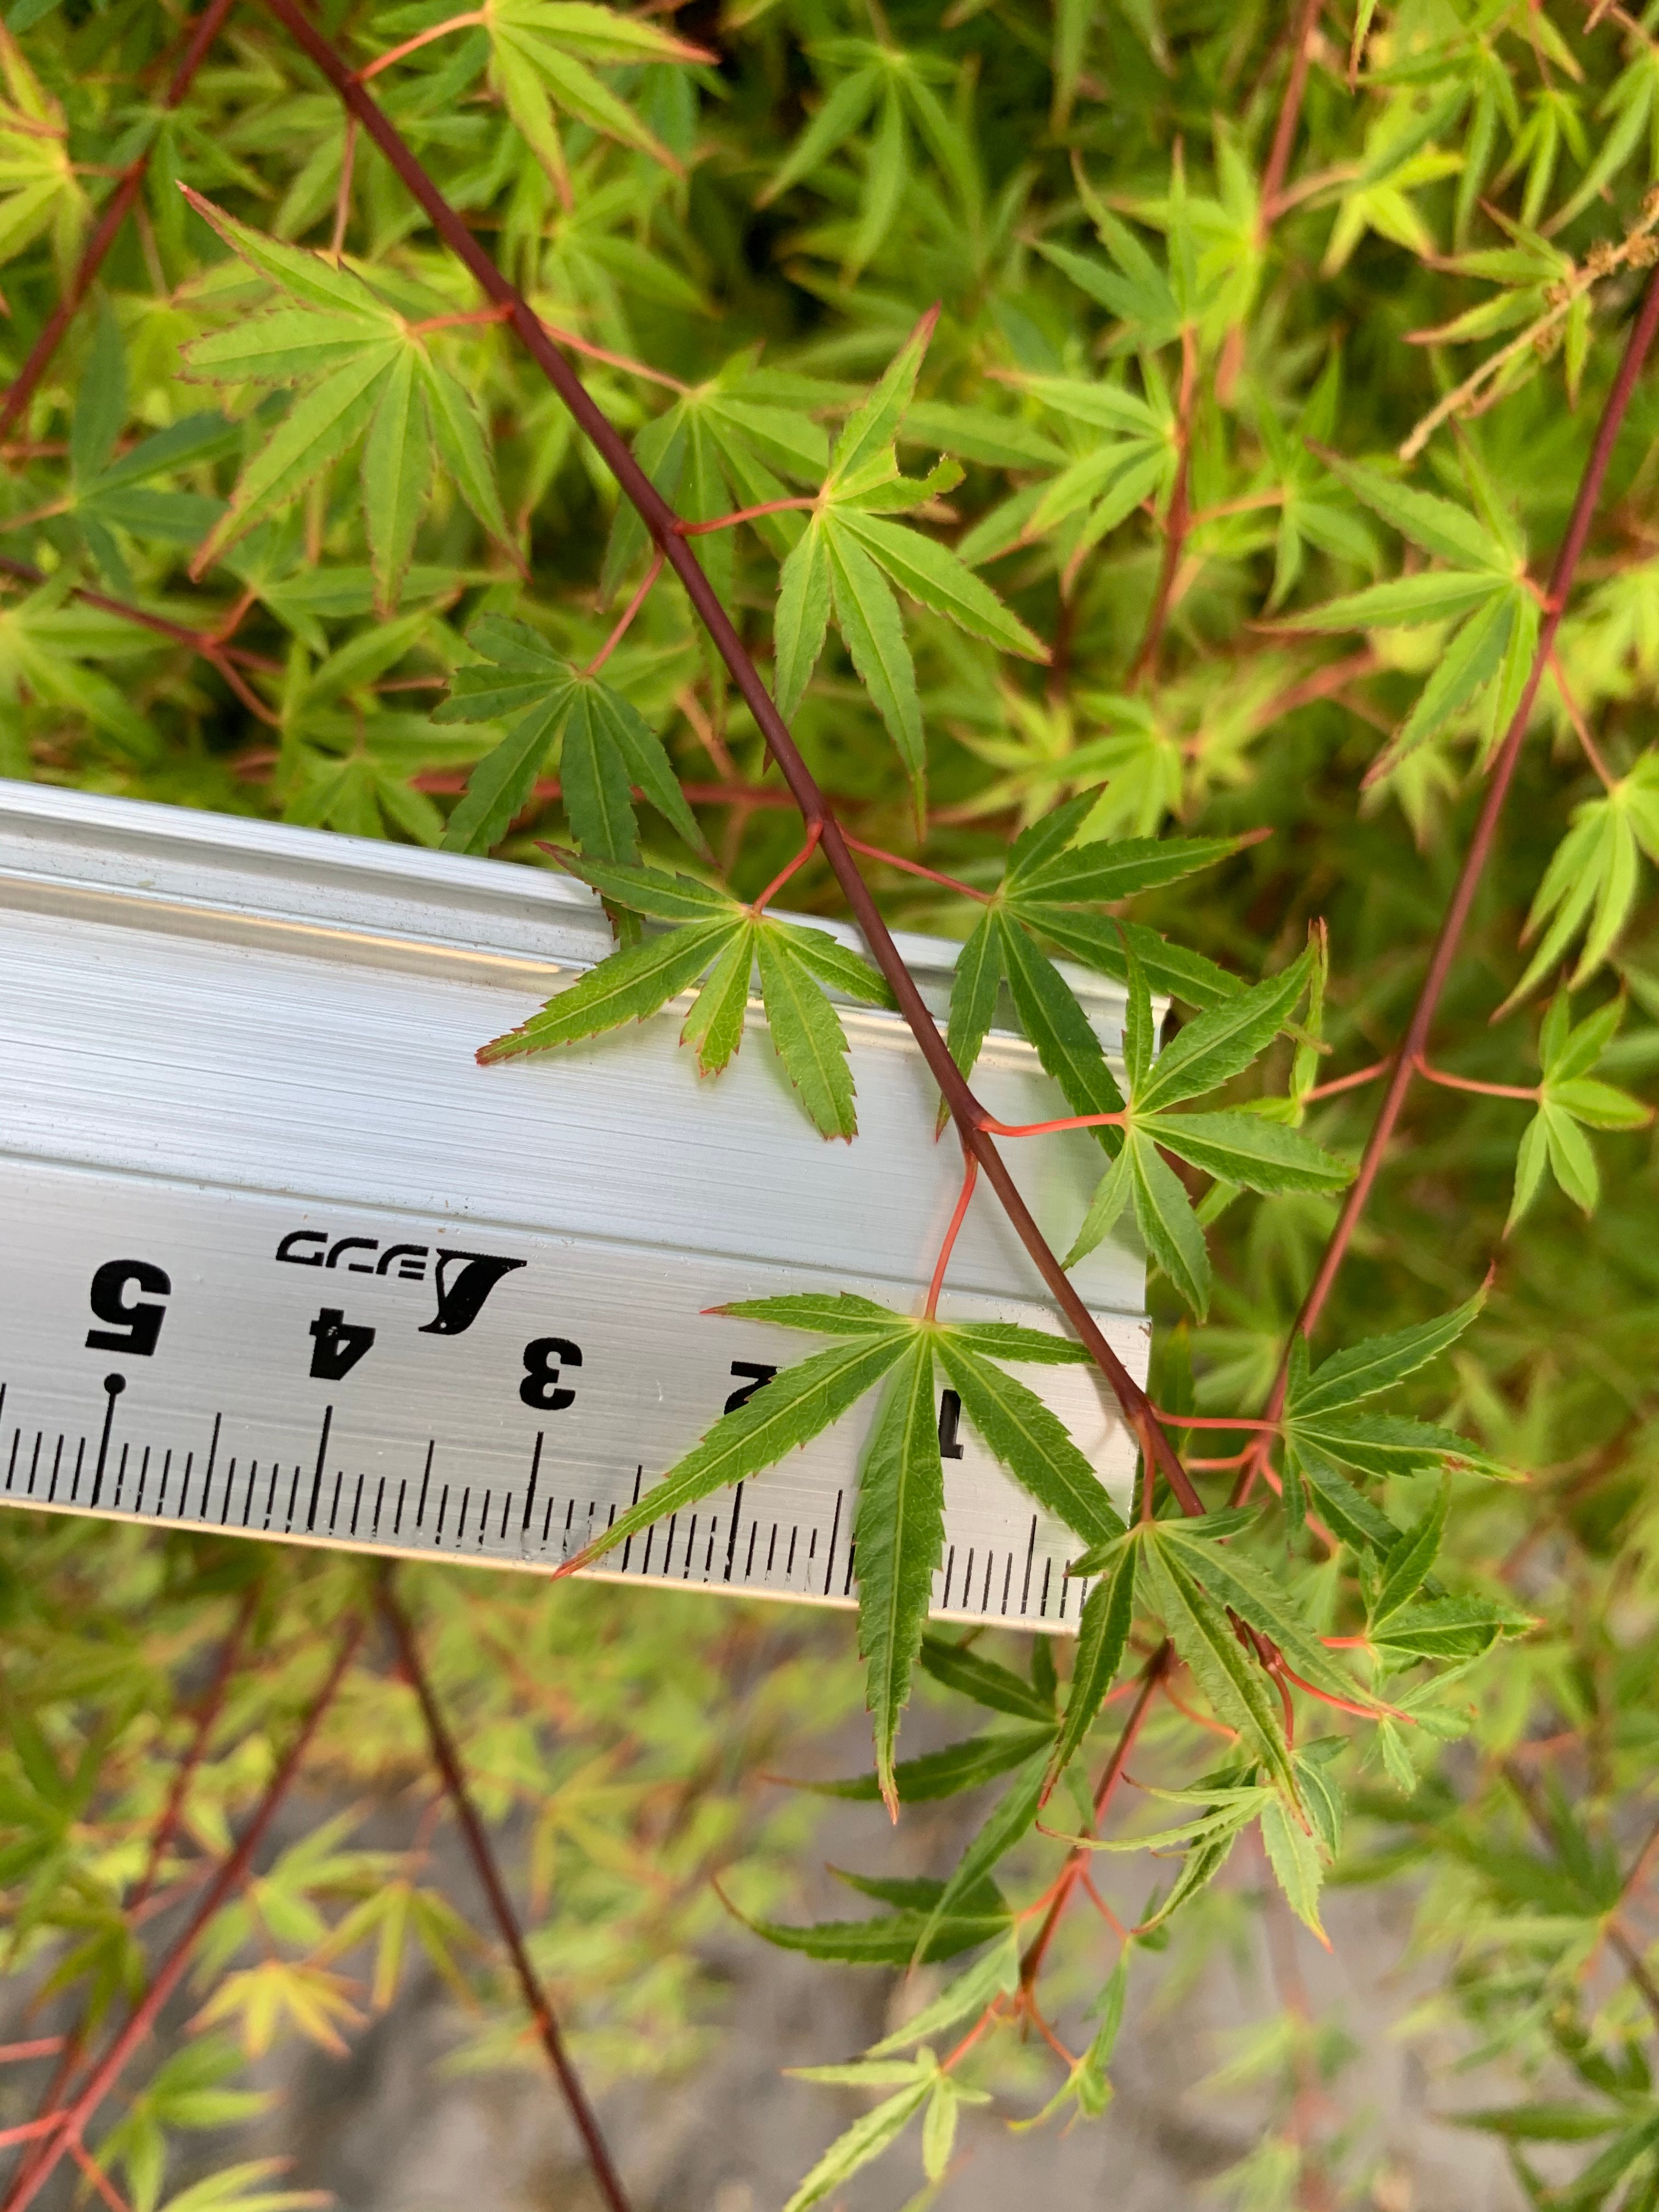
[434,1485,448,1540]
[47,1433,65,1504]
[682,1514,697,1579]
[722,1483,745,1582]
[114,1442,129,1512]
[1039,1559,1051,1618]
[785,1527,797,1577]
[200,1415,221,1525]
[350,1475,364,1537]
[156,1449,171,1517]
[221,1458,236,1526]
[842,1542,855,1598]
[263,1463,280,1530]
[619,1469,642,1572]
[133,1446,150,1515]
[414,1444,432,1530]
[744,1523,757,1578]
[26,1432,41,1499]
[240,1462,257,1529]
[4,1427,17,1494]
[941,1545,955,1609]
[1021,1517,1037,1612]
[454,1487,469,1543]
[1001,1556,1013,1617]
[326,1469,343,1534]
[88,1377,124,1509]
[520,1436,543,1540]
[372,1476,385,1537]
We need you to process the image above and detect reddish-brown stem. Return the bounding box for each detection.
[1259,0,1325,230]
[750,819,823,916]
[258,0,1201,1519]
[1238,264,1659,1504]
[376,1579,633,2212]
[0,2049,62,2070]
[675,498,818,536]
[2,1595,256,2211]
[1129,321,1197,685]
[0,0,236,439]
[1548,648,1618,790]
[0,556,280,677]
[584,548,663,676]
[354,10,483,79]
[1414,1056,1539,1102]
[838,835,991,902]
[66,2138,134,2212]
[1303,1058,1389,1101]
[1023,1643,1170,1980]
[1148,1409,1279,1432]
[5,1618,363,2212]
[132,1592,256,1910]
[978,1109,1126,1138]
[924,1149,979,1320]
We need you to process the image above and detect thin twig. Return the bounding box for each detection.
[376,1577,633,2212]
[1235,264,1659,1508]
[1130,323,1198,685]
[1259,0,1327,231]
[5,1618,363,2212]
[0,0,236,439]
[255,0,1205,1523]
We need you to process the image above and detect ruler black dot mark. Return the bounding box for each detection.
[1020,1517,1037,1613]
[434,1485,449,1541]
[785,1526,798,1577]
[88,1376,125,1509]
[133,1446,151,1516]
[723,1486,746,1583]
[765,1524,777,1573]
[822,1489,842,1598]
[521,1436,543,1539]
[941,1545,956,1609]
[415,1441,433,1529]
[620,1468,642,1572]
[47,1433,65,1505]
[682,1515,697,1579]
[744,1523,758,1578]
[1039,1558,1052,1617]
[221,1459,236,1527]
[454,1488,470,1544]
[350,1475,364,1538]
[240,1460,257,1530]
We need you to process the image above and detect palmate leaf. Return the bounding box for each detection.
[178,190,510,599]
[799,1724,1056,1803]
[1137,1533,1297,1797]
[934,1337,1126,1545]
[1045,1537,1135,1801]
[483,0,710,188]
[1293,1286,1486,1418]
[437,620,704,860]
[856,1337,946,1813]
[477,854,890,1135]
[732,1873,1011,1967]
[1508,993,1652,1229]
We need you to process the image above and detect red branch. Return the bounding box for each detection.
[0,0,236,439]
[254,0,1202,1520]
[4,1617,363,2212]
[376,1579,633,2212]
[1239,264,1659,1502]
[1259,0,1325,228]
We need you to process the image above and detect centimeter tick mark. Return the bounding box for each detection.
[89,1375,125,1510]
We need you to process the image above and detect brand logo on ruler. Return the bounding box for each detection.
[274,1230,527,1336]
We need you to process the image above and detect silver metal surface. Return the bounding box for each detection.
[0,785,1148,1627]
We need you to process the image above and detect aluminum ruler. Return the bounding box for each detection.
[0,786,1148,1630]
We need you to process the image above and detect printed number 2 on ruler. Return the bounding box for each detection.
[0,789,1150,1630]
